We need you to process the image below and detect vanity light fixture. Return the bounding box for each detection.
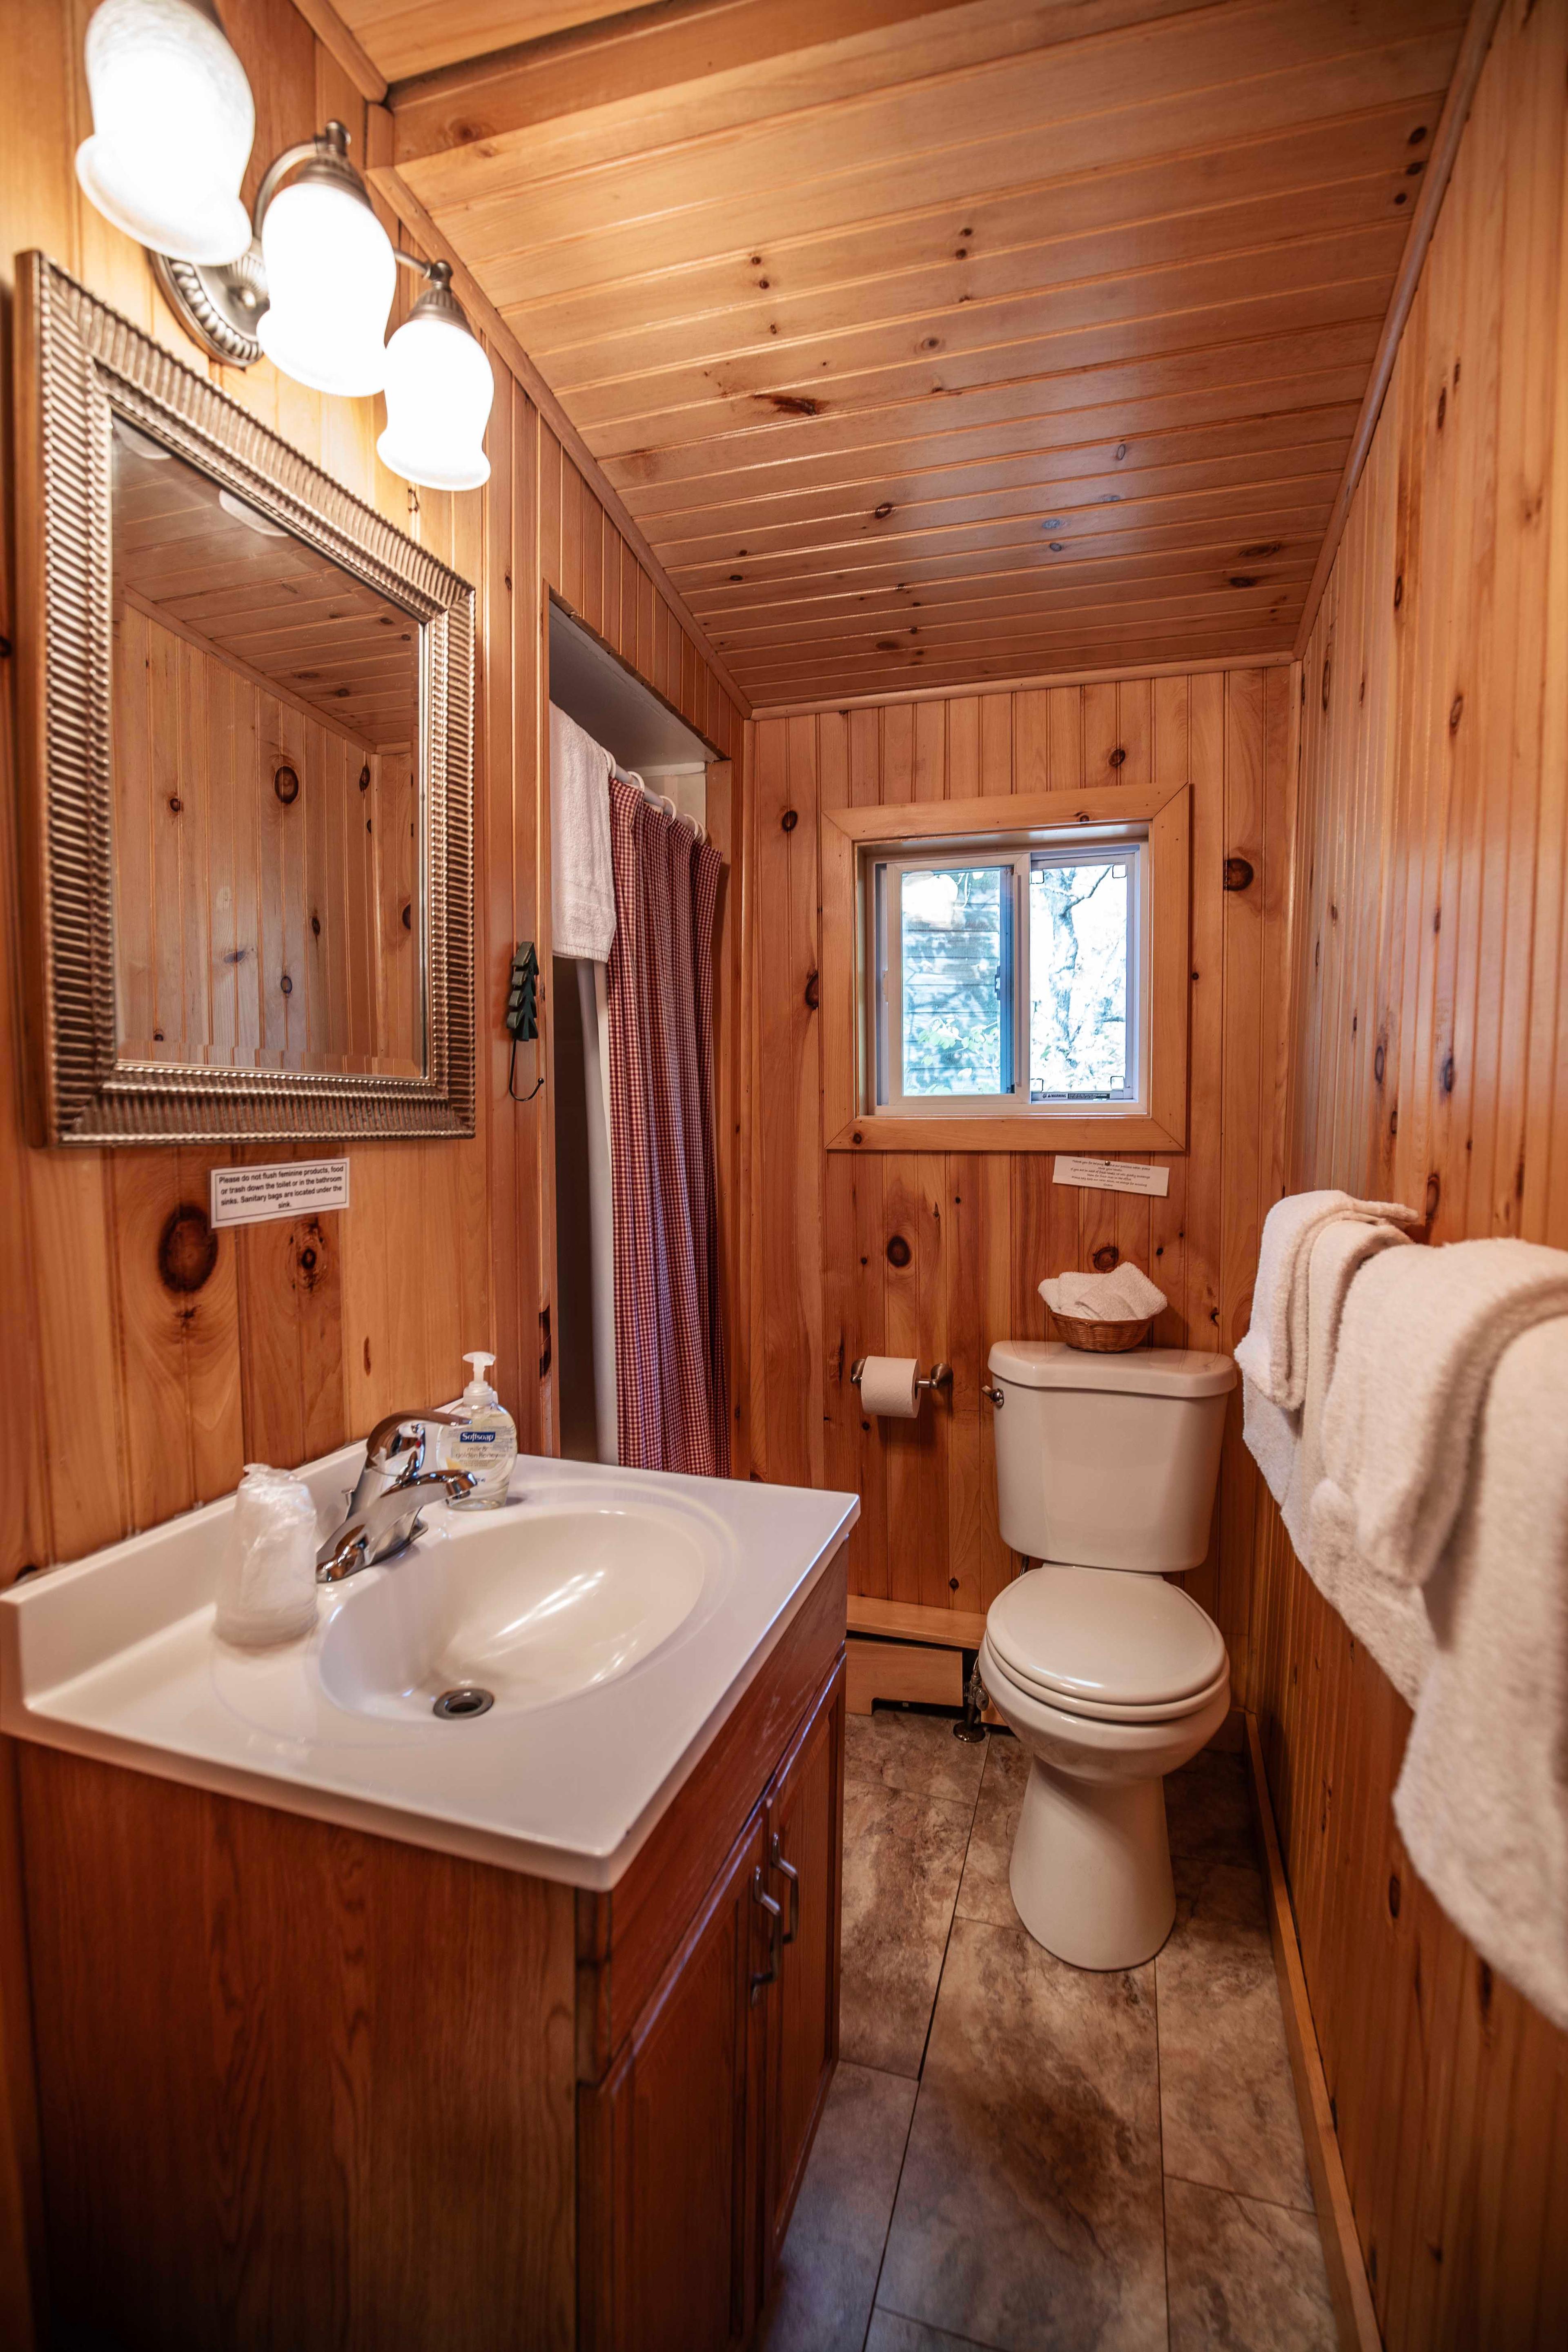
[75,9,491,485]
[254,121,396,397]
[378,260,495,492]
[76,0,254,266]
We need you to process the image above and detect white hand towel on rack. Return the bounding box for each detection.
[550,704,615,962]
[1279,1216,1413,1558]
[1235,1188,1420,1411]
[1321,1238,1568,1590]
[1304,1486,1436,1707]
[1392,1315,1568,2031]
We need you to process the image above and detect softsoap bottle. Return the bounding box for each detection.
[440,1351,517,1509]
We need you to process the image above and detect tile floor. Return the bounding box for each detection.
[759,1713,1336,2352]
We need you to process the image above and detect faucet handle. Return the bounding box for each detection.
[363,1405,458,1466]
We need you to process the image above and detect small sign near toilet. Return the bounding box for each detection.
[1053,1154,1171,1199]
[209,1158,352,1229]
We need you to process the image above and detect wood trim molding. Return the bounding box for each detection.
[820,782,1190,1156]
[1291,0,1507,659]
[847,1596,988,1651]
[363,135,753,724]
[288,0,388,102]
[846,1637,962,1715]
[1245,1715,1382,2352]
[750,650,1294,723]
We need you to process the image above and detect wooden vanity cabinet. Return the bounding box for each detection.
[15,1554,848,2352]
[762,1662,844,2280]
[577,1570,847,2352]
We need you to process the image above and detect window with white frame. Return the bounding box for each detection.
[866,832,1149,1116]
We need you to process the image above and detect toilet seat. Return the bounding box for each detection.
[985,1564,1227,1724]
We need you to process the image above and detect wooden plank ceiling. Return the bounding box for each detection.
[112,428,420,748]
[373,0,1467,707]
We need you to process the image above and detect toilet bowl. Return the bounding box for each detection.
[982,1340,1236,1969]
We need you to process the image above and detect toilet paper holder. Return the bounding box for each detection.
[851,1358,953,1401]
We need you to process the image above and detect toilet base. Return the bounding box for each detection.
[1009,1755,1175,1971]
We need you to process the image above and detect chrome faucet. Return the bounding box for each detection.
[316,1409,479,1582]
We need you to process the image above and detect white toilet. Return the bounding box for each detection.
[980,1339,1237,1971]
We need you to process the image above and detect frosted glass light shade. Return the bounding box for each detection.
[76,0,254,265]
[256,178,394,397]
[378,311,494,492]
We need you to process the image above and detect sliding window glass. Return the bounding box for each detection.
[869,837,1145,1119]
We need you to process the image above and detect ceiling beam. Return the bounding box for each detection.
[290,0,388,102]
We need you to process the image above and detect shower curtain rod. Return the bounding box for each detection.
[612,758,708,847]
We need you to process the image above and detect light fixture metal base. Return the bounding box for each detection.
[150,241,267,369]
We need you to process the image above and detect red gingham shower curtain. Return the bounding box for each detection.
[606,775,730,1477]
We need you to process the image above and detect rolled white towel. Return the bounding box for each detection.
[1322,1238,1568,1588]
[1042,1264,1166,1323]
[1234,1188,1420,1411]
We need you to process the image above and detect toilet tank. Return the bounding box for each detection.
[988,1341,1236,1572]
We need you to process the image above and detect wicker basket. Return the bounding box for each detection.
[1049,1309,1154,1354]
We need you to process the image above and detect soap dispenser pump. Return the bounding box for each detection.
[439,1351,517,1510]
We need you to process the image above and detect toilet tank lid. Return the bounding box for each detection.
[987,1340,1236,1397]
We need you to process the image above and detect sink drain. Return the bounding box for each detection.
[432,1685,494,1719]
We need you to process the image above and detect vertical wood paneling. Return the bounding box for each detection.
[1257,6,1568,2343]
[747,666,1291,1665]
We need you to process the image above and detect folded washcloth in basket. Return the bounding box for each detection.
[1041,1265,1167,1323]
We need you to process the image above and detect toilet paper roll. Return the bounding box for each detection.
[858,1355,921,1419]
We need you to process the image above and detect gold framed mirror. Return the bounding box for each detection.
[13,253,475,1145]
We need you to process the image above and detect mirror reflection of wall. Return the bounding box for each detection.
[110,414,422,1077]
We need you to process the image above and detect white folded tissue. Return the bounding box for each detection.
[1234,1187,1421,1412]
[213,1463,320,1648]
[1041,1265,1167,1323]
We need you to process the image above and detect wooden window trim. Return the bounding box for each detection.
[821,782,1190,1155]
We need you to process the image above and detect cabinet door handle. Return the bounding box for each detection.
[750,1867,782,2005]
[770,1831,800,1945]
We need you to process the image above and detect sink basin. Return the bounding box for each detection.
[317,1493,718,1721]
[0,1439,855,1886]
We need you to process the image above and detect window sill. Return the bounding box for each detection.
[826,1111,1183,1154]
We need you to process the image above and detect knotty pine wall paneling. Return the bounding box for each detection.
[1252,2,1568,2342]
[746,665,1294,1682]
[0,3,747,2332]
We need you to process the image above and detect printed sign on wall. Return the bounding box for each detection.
[209,1158,351,1229]
[1052,1154,1171,1199]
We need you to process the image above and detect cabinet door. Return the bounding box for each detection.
[579,1809,769,2352]
[762,1657,846,2275]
